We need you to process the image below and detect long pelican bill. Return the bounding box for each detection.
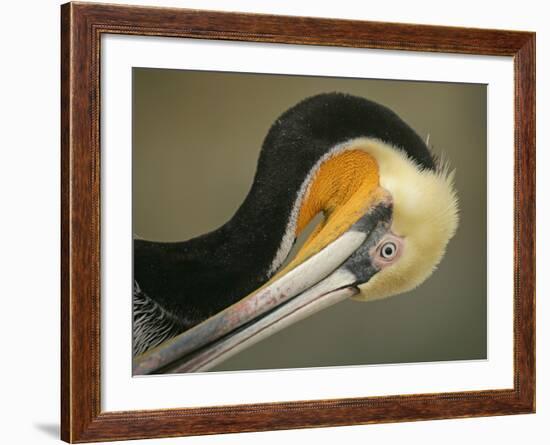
[133,189,393,375]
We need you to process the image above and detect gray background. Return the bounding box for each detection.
[133,68,487,372]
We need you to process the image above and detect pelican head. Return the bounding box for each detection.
[348,138,459,302]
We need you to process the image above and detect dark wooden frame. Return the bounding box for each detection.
[61,2,536,442]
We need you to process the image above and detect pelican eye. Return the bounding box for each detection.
[380,241,398,260]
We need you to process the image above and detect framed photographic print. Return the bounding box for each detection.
[61,2,535,442]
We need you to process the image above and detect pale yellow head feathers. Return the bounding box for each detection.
[351,138,460,302]
[266,136,459,302]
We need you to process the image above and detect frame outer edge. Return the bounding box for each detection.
[515,33,536,412]
[60,2,72,442]
[59,2,536,442]
[62,2,101,442]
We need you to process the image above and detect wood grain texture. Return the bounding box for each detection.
[60,2,536,442]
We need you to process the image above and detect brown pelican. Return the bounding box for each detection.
[133,92,459,374]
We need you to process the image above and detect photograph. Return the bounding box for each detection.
[131,69,486,375]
